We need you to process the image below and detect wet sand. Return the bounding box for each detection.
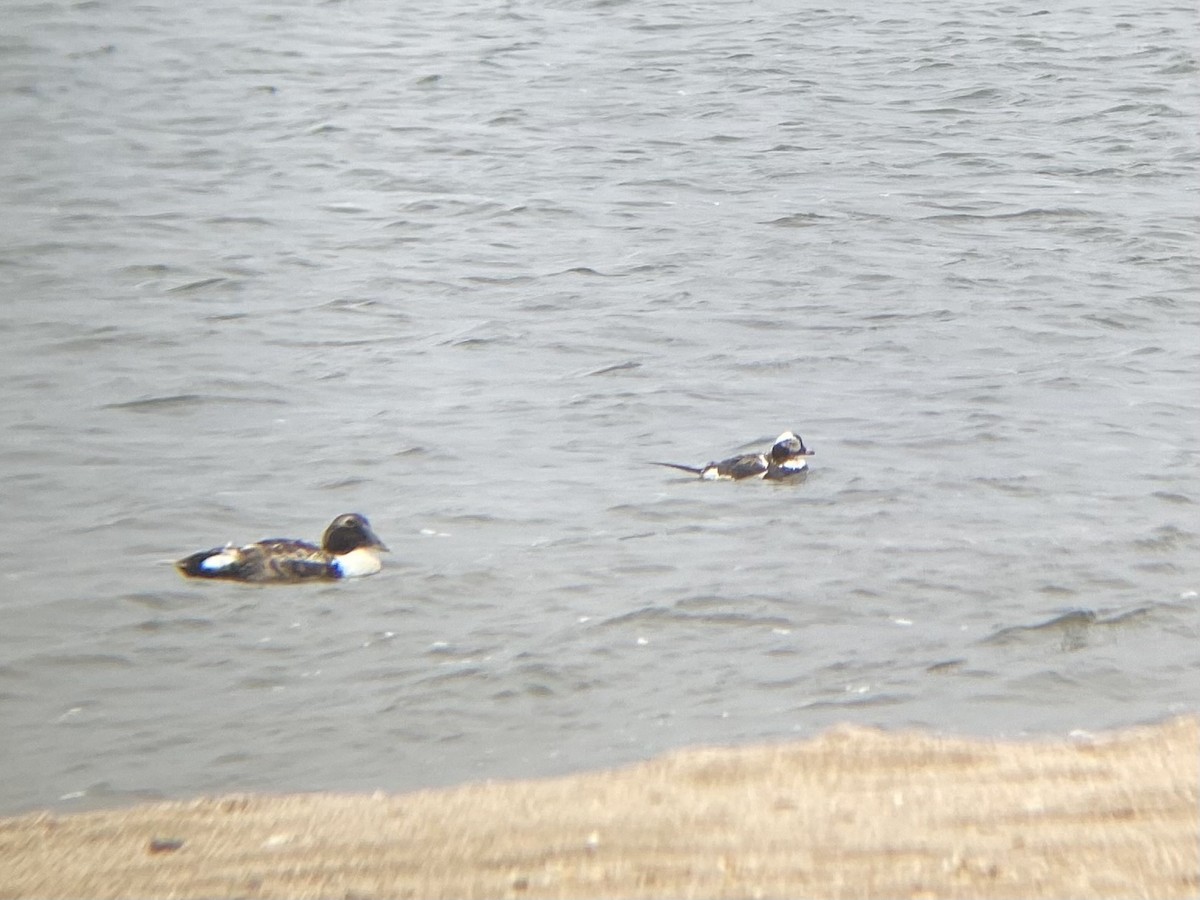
[1,717,1196,899]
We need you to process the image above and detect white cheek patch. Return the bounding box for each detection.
[334,547,382,578]
[200,550,239,571]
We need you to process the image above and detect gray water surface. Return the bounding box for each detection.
[1,0,1197,814]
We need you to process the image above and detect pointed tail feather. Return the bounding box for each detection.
[175,546,240,579]
[176,550,218,578]
[650,461,703,475]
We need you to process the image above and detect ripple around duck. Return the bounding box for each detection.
[979,606,1157,649]
[599,605,797,632]
[103,393,288,412]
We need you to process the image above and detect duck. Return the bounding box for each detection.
[652,431,815,480]
[175,513,388,583]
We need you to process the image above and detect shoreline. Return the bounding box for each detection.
[1,717,1196,899]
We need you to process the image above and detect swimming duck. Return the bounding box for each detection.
[175,513,388,583]
[652,431,815,480]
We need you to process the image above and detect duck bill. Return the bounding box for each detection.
[364,526,389,552]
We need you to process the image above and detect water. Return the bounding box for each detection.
[0,0,1196,815]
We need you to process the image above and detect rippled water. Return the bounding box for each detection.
[1,0,1197,814]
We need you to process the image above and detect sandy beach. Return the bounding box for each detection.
[1,717,1196,899]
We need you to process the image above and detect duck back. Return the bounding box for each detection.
[175,540,338,583]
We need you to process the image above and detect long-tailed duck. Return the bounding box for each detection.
[175,513,388,583]
[653,431,815,480]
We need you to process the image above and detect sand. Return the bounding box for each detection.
[1,717,1196,899]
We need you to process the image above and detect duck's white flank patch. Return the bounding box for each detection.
[333,547,383,578]
[778,458,809,472]
[201,550,239,571]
